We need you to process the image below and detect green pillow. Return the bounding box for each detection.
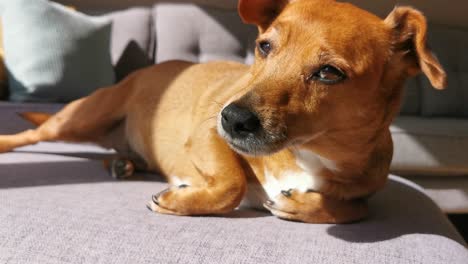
[2,0,115,102]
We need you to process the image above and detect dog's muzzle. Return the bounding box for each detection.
[218,103,287,156]
[220,103,261,139]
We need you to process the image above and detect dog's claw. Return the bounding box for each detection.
[152,195,160,205]
[152,187,172,205]
[146,203,154,211]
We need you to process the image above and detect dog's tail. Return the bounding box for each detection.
[17,112,52,126]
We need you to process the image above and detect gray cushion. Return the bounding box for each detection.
[390,116,468,176]
[99,8,154,81]
[421,25,468,117]
[153,3,257,64]
[1,168,466,263]
[405,175,468,213]
[390,117,468,212]
[0,101,467,263]
[2,0,115,103]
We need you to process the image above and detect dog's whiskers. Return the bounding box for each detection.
[211,100,224,107]
[199,115,218,127]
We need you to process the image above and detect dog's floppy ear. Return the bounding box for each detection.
[385,6,447,90]
[238,0,290,31]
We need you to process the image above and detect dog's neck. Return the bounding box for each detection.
[291,124,391,181]
[236,120,391,201]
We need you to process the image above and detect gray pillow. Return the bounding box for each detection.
[2,0,115,102]
[153,3,257,64]
[100,8,154,82]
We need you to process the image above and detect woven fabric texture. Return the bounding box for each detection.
[2,0,115,102]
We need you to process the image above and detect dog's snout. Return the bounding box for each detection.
[221,104,260,138]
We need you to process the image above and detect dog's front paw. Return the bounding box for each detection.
[147,183,243,216]
[263,189,368,224]
[147,184,192,215]
[263,189,311,222]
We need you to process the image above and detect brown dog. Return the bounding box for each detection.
[0,0,446,223]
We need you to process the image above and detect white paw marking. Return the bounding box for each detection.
[263,168,323,199]
[170,175,189,187]
[262,149,338,199]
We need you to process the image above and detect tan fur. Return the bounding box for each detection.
[0,0,446,223]
[19,112,52,126]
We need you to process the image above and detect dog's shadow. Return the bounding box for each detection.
[0,149,166,188]
[326,177,464,244]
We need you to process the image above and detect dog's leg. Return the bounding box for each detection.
[264,190,368,224]
[99,120,149,179]
[148,130,247,215]
[0,129,45,153]
[0,80,133,153]
[102,151,148,179]
[102,158,135,179]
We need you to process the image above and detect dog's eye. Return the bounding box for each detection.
[310,65,346,84]
[257,40,272,57]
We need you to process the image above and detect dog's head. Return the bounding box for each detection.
[218,0,446,156]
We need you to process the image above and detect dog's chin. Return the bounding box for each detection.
[226,140,285,157]
[224,141,269,156]
[216,129,289,156]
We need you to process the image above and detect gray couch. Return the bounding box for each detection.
[1,1,467,263]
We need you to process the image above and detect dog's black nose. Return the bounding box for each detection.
[221,104,261,138]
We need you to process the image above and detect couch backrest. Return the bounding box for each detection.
[55,0,468,28]
[153,4,256,65]
[54,0,238,11]
[418,25,468,117]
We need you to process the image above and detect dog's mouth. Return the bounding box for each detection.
[224,136,287,156]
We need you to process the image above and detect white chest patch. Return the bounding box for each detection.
[295,149,339,173]
[262,150,339,199]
